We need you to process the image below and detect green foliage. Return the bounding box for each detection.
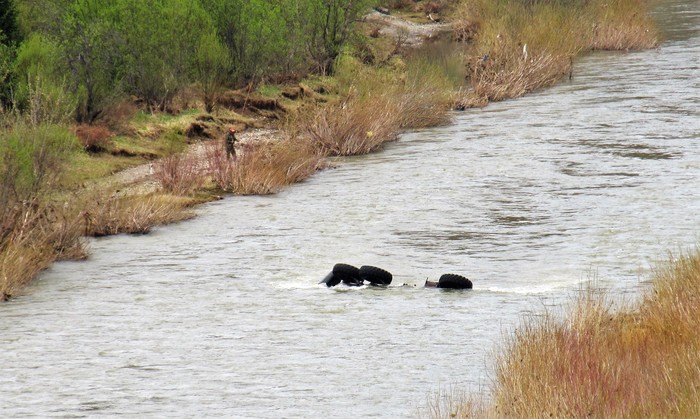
[0,124,79,204]
[202,0,377,80]
[0,0,21,44]
[0,36,16,110]
[13,33,77,124]
[194,30,230,113]
[14,0,73,37]
[9,0,378,119]
[304,0,378,74]
[114,0,213,111]
[60,0,123,122]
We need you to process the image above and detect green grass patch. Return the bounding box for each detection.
[257,84,282,98]
[59,152,143,188]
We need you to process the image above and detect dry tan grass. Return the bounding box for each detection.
[77,193,195,237]
[0,184,200,299]
[469,51,572,103]
[0,240,56,298]
[588,0,659,50]
[205,138,324,195]
[295,94,402,156]
[434,251,700,418]
[289,54,453,156]
[451,0,658,108]
[0,199,88,298]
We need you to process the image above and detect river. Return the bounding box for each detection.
[2,2,699,417]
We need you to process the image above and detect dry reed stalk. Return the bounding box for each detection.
[396,87,453,129]
[0,200,78,298]
[0,240,56,298]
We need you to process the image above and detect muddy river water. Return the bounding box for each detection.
[2,1,699,417]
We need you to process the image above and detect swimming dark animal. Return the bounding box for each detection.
[425,274,472,289]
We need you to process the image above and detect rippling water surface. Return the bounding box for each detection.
[3,2,699,417]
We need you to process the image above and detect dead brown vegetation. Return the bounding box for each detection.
[428,251,700,418]
[452,0,658,108]
[154,152,207,196]
[205,138,324,195]
[74,124,114,153]
[78,193,195,237]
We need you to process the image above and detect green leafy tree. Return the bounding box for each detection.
[194,30,231,113]
[0,124,78,205]
[60,0,122,122]
[115,0,214,111]
[13,34,76,124]
[0,0,21,45]
[13,0,73,37]
[303,0,377,74]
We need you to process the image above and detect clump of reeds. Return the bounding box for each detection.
[451,0,658,108]
[205,138,324,195]
[437,250,700,418]
[0,198,88,298]
[78,193,195,237]
[588,0,659,50]
[294,93,402,156]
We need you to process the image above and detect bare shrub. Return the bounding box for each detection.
[205,138,324,195]
[153,152,206,196]
[204,139,237,191]
[100,98,139,132]
[297,93,402,156]
[74,124,113,153]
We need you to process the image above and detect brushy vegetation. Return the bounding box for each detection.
[287,51,455,156]
[451,0,658,107]
[3,0,377,120]
[423,250,700,418]
[206,138,324,195]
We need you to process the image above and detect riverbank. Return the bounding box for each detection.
[423,249,700,417]
[1,0,659,299]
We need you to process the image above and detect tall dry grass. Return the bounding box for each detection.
[588,0,659,50]
[0,199,87,298]
[452,0,658,107]
[433,250,700,418]
[205,138,324,195]
[76,193,196,237]
[289,53,454,156]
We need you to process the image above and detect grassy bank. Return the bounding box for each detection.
[1,0,659,299]
[451,0,658,107]
[424,250,700,417]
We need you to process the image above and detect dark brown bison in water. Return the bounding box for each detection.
[320,264,472,289]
